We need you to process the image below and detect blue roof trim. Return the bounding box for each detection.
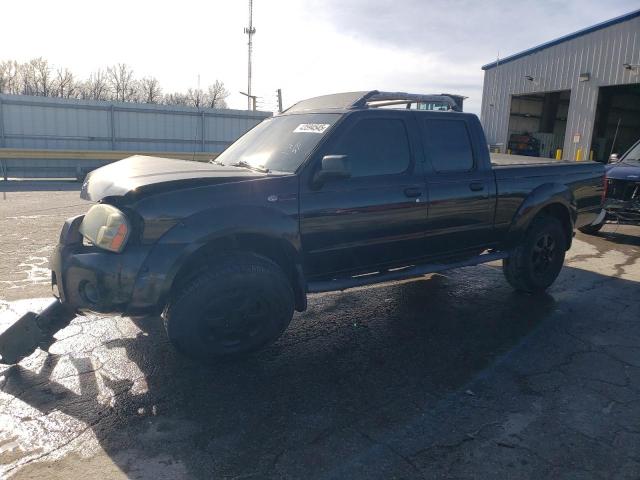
[482,8,640,70]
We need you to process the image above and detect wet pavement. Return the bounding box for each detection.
[1,182,639,479]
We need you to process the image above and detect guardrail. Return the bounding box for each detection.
[0,148,219,180]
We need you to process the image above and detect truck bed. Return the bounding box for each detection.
[489,153,604,230]
[490,152,584,166]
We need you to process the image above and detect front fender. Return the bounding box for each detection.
[128,206,302,312]
[505,183,576,248]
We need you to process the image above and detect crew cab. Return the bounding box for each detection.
[580,138,640,234]
[50,91,605,360]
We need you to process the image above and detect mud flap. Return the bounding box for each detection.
[0,300,77,364]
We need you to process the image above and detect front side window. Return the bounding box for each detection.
[330,118,411,177]
[423,119,474,172]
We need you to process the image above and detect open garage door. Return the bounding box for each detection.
[591,84,640,162]
[506,91,570,158]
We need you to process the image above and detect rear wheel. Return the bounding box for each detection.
[163,252,294,360]
[503,215,567,293]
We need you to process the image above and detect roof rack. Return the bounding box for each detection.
[285,90,465,113]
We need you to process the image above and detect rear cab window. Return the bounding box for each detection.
[422,118,475,172]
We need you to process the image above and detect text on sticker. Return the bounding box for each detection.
[294,123,330,133]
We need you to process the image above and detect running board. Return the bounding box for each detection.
[307,251,510,294]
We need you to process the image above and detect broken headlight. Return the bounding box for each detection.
[79,204,130,253]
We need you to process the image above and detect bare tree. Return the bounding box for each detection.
[1,57,235,110]
[55,68,77,98]
[140,77,162,104]
[186,88,207,108]
[163,92,190,106]
[80,70,109,101]
[106,63,137,102]
[0,60,20,94]
[21,57,55,96]
[206,80,230,108]
[17,60,37,95]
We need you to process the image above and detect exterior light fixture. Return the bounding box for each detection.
[579,72,590,82]
[524,75,534,81]
[623,63,640,75]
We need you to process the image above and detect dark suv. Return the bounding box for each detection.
[579,138,640,234]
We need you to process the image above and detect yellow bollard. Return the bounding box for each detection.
[575,148,583,161]
[555,149,562,160]
[590,150,594,161]
[508,149,512,155]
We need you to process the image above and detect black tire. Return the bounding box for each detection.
[163,252,294,360]
[578,221,604,235]
[503,215,567,293]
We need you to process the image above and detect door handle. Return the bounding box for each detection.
[469,182,485,192]
[404,187,423,198]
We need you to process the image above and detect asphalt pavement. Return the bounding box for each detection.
[1,182,639,479]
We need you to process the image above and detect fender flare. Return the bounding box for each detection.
[129,206,306,311]
[505,182,577,249]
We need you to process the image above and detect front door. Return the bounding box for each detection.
[300,111,429,279]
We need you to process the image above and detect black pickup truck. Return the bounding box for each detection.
[43,91,604,361]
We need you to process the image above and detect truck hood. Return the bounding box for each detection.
[605,162,640,181]
[81,155,274,201]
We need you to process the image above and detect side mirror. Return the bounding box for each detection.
[313,155,350,186]
[609,153,619,163]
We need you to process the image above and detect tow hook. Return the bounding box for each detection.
[0,299,77,365]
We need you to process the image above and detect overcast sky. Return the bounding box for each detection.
[1,0,638,113]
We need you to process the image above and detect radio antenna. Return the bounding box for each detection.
[244,0,256,111]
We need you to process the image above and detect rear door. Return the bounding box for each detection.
[419,115,496,255]
[299,111,429,278]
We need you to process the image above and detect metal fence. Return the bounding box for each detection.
[0,149,220,180]
[0,94,271,179]
[0,94,271,153]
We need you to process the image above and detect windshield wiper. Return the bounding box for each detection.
[209,158,225,166]
[230,160,270,173]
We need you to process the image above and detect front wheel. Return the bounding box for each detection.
[163,252,294,360]
[503,215,567,293]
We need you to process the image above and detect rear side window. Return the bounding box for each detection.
[332,118,411,177]
[423,119,474,172]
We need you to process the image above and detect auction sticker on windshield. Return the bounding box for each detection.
[294,123,331,133]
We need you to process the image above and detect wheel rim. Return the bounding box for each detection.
[531,233,556,275]
[201,291,272,350]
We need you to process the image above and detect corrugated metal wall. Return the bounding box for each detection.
[480,14,640,160]
[0,94,271,153]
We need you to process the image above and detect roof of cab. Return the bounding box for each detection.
[283,90,465,114]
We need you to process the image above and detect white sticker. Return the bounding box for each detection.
[294,123,330,133]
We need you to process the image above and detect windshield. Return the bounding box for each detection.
[215,113,341,173]
[621,142,640,166]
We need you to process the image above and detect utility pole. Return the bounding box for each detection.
[276,88,283,113]
[244,0,256,111]
[239,91,257,111]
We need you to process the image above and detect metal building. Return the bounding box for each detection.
[480,9,640,162]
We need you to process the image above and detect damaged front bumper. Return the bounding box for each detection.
[603,198,640,225]
[0,299,76,364]
[0,215,173,364]
[51,215,160,314]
